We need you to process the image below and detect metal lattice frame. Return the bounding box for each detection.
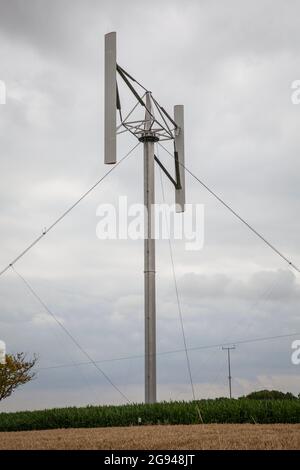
[116,63,183,189]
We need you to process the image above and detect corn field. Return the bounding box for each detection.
[0,399,300,432]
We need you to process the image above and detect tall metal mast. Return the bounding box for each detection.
[140,93,159,403]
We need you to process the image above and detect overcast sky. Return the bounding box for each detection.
[0,0,299,412]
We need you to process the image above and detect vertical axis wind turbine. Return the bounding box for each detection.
[104,32,186,403]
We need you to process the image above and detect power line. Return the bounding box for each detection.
[11,266,131,404]
[157,144,196,401]
[158,142,300,274]
[0,142,140,279]
[37,331,300,371]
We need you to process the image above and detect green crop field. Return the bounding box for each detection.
[1,399,300,432]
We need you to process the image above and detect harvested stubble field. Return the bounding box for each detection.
[0,424,300,450]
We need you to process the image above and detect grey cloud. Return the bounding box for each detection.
[178,269,300,301]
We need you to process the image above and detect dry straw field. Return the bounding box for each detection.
[0,424,300,450]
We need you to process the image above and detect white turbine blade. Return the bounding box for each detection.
[105,32,117,164]
[174,105,185,212]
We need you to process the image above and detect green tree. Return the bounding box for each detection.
[242,389,297,400]
[0,353,37,401]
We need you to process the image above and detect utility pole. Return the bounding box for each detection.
[222,346,235,398]
[140,92,158,404]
